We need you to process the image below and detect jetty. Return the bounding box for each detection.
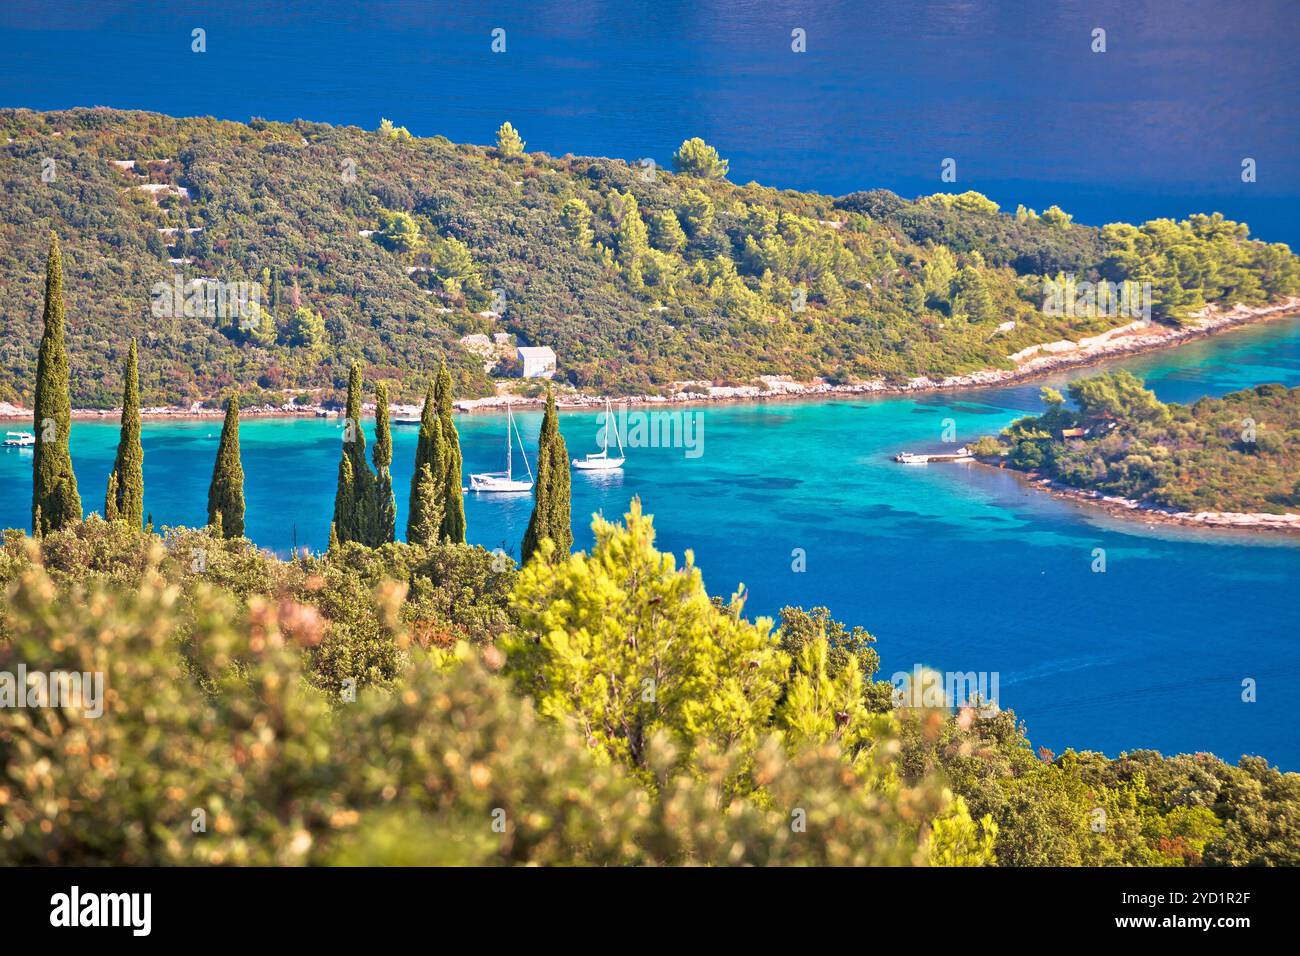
[894,447,973,464]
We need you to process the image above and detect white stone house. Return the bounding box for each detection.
[517,346,557,379]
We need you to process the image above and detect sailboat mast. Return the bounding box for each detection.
[613,399,625,457]
[506,405,513,479]
[602,400,610,456]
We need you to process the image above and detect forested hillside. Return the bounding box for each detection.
[3,108,1298,408]
[3,511,1296,866]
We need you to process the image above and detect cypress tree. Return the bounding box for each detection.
[334,453,356,541]
[407,461,444,548]
[332,363,376,544]
[104,472,119,521]
[406,380,444,544]
[522,387,573,564]
[32,231,82,534]
[207,395,245,538]
[434,360,466,543]
[106,339,144,527]
[373,381,396,544]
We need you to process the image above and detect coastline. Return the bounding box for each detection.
[2,296,1298,422]
[974,461,1300,538]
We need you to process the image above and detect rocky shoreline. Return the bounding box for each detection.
[975,463,1300,537]
[2,296,1297,422]
[454,295,1300,413]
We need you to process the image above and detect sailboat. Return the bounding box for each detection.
[573,399,625,471]
[470,402,535,493]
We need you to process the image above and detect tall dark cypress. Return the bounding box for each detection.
[406,379,445,545]
[407,460,443,548]
[207,395,245,538]
[522,387,572,564]
[106,339,144,527]
[373,381,396,544]
[434,360,466,543]
[332,363,376,544]
[32,231,82,534]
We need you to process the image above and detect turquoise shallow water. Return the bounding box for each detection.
[3,318,1299,767]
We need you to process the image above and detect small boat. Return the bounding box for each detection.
[894,446,973,464]
[3,431,35,448]
[393,415,422,425]
[470,403,534,493]
[574,399,625,471]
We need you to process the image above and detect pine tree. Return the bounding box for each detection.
[373,381,396,544]
[522,387,573,564]
[332,363,376,544]
[495,121,525,157]
[106,339,144,527]
[207,395,245,538]
[32,231,82,534]
[434,360,466,543]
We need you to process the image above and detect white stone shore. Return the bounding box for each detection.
[2,296,1298,421]
[1024,476,1300,536]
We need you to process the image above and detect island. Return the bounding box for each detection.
[969,371,1300,532]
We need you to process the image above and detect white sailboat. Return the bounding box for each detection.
[470,403,535,493]
[573,399,625,471]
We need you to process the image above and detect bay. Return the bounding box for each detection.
[3,317,1299,767]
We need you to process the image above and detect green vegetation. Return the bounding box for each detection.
[495,121,525,157]
[4,109,1297,409]
[1,508,1295,865]
[332,363,378,545]
[433,361,466,544]
[985,371,1300,513]
[407,380,445,547]
[373,381,396,545]
[672,136,729,180]
[105,339,144,528]
[520,388,572,565]
[402,360,468,547]
[31,232,82,534]
[206,396,245,537]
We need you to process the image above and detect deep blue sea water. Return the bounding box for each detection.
[2,0,1299,245]
[2,318,1299,767]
